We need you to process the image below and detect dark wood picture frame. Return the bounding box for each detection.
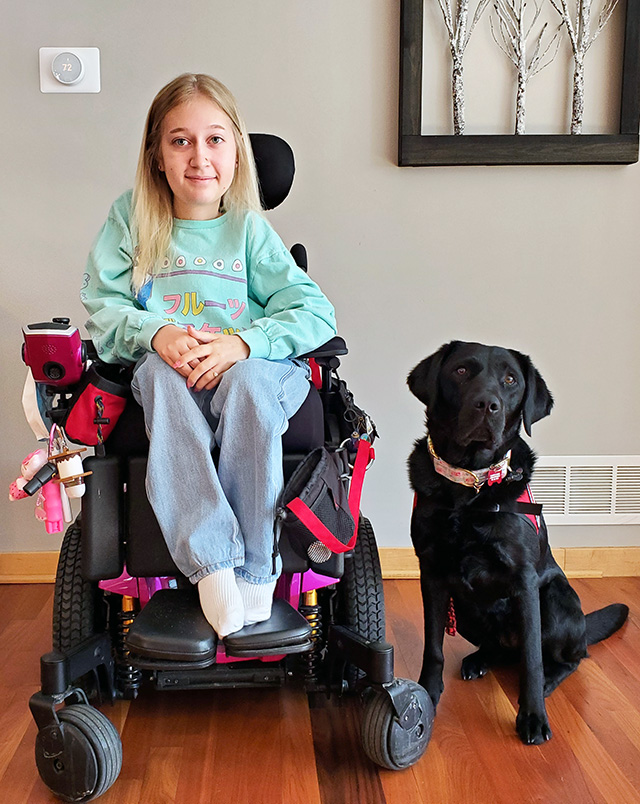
[399,0,640,165]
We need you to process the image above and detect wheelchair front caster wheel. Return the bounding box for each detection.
[361,679,434,770]
[35,704,122,802]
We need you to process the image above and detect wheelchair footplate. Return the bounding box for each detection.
[125,588,312,669]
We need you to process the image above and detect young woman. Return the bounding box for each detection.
[81,73,336,637]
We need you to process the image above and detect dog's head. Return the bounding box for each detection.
[408,341,553,455]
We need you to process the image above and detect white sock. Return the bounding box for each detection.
[236,576,277,626]
[197,569,245,638]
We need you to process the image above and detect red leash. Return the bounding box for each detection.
[446,598,457,636]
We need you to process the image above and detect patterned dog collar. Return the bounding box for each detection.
[427,435,511,491]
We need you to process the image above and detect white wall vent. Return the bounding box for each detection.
[529,456,640,525]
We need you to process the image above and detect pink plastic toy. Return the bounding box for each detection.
[9,449,65,533]
[37,482,64,533]
[9,450,48,500]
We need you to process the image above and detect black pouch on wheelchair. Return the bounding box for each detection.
[277,447,356,565]
[63,363,131,446]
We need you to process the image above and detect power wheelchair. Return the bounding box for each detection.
[24,134,433,802]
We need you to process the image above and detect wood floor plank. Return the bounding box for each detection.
[309,693,386,804]
[166,692,219,804]
[0,689,43,802]
[174,687,321,804]
[10,725,45,804]
[547,689,640,804]
[415,710,507,804]
[212,689,302,804]
[0,584,52,632]
[382,580,424,680]
[279,685,323,804]
[0,686,36,781]
[139,746,182,804]
[555,652,640,791]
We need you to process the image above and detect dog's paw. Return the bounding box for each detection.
[516,709,552,745]
[461,651,489,681]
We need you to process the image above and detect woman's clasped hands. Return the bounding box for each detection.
[152,324,250,391]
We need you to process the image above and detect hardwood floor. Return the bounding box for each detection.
[1,577,638,803]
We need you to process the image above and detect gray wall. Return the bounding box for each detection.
[2,0,639,555]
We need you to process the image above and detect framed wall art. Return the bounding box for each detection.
[399,0,640,165]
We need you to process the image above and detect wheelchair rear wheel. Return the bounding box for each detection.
[53,518,108,696]
[338,516,385,690]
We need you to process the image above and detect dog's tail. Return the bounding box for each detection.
[585,603,629,645]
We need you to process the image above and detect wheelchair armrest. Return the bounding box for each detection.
[299,336,348,360]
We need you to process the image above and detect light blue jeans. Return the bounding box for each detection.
[131,353,311,585]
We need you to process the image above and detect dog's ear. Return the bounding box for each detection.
[510,349,554,436]
[407,342,459,409]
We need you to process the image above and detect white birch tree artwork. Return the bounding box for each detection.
[549,0,620,133]
[436,0,492,134]
[490,1,561,133]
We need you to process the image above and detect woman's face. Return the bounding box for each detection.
[158,94,238,220]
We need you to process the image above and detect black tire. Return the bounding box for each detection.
[35,704,122,802]
[338,516,385,689]
[53,518,104,653]
[53,518,108,698]
[361,679,434,770]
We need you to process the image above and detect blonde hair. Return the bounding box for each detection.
[131,73,263,292]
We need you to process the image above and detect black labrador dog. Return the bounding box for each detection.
[408,341,628,745]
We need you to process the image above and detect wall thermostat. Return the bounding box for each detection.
[39,48,100,93]
[51,52,84,85]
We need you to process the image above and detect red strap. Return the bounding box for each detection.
[309,359,322,390]
[287,497,358,553]
[516,485,540,533]
[347,438,373,524]
[286,439,374,554]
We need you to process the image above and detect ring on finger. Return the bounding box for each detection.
[213,371,219,378]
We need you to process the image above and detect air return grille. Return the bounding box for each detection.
[529,457,640,525]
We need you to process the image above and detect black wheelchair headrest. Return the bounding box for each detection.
[249,133,295,210]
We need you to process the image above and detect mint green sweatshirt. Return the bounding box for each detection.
[81,191,337,364]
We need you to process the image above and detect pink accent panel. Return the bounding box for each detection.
[286,573,301,610]
[139,576,173,606]
[99,569,176,607]
[300,570,340,593]
[99,569,139,598]
[215,647,285,664]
